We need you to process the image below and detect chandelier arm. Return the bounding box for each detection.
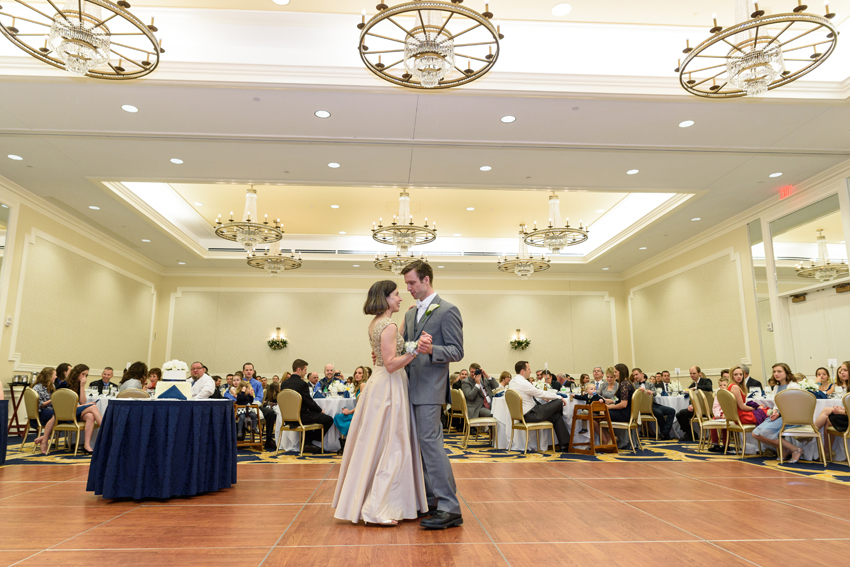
[780,23,821,45]
[782,39,832,52]
[14,0,55,22]
[108,32,148,36]
[753,24,759,47]
[0,11,49,26]
[91,12,118,30]
[691,69,726,88]
[110,40,156,54]
[721,37,748,54]
[436,10,453,37]
[763,21,794,49]
[366,31,406,43]
[78,1,83,24]
[108,48,145,69]
[453,41,497,47]
[784,57,818,61]
[386,16,415,40]
[687,62,728,73]
[452,63,466,75]
[449,22,482,41]
[454,52,489,63]
[691,54,728,58]
[10,33,45,36]
[363,48,405,54]
[383,58,404,70]
[715,81,728,92]
[42,0,72,25]
[417,9,429,41]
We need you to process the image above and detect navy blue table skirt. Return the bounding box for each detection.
[86,399,236,499]
[0,401,8,466]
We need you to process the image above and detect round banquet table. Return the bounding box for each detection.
[274,396,356,453]
[86,399,237,499]
[653,395,690,439]
[491,395,573,451]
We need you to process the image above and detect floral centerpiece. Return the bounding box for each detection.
[510,339,531,350]
[796,377,817,391]
[162,360,189,381]
[328,381,347,397]
[532,379,548,390]
[267,337,288,350]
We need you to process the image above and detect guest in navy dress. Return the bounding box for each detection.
[54,362,71,390]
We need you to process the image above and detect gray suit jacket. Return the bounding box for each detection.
[403,294,464,405]
[460,376,498,419]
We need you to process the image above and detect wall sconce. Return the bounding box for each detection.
[267,327,288,350]
[510,329,530,350]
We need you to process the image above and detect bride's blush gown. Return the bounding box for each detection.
[332,317,427,524]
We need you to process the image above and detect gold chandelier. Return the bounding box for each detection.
[247,241,302,275]
[523,193,588,255]
[374,251,428,274]
[357,0,502,89]
[0,0,163,79]
[371,190,436,273]
[214,187,283,254]
[675,0,837,98]
[498,225,550,279]
[795,229,849,282]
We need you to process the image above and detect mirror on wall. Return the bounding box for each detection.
[768,194,847,295]
[748,219,776,373]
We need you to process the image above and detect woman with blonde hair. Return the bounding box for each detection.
[815,361,850,442]
[333,366,371,454]
[727,365,758,425]
[752,363,802,463]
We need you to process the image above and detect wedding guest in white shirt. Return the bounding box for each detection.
[508,360,570,452]
[189,361,215,399]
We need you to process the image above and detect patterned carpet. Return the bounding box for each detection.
[4,431,850,484]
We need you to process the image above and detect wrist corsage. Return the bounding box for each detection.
[405,341,419,356]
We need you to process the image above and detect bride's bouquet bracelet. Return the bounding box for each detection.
[405,341,419,356]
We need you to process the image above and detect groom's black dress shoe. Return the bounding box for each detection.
[417,505,438,518]
[420,511,463,529]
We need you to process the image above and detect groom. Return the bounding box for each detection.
[401,260,464,529]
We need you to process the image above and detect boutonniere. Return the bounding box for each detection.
[424,303,440,317]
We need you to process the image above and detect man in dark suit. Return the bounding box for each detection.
[676,365,714,440]
[633,368,676,440]
[89,367,119,396]
[743,364,763,394]
[461,363,499,419]
[280,359,332,454]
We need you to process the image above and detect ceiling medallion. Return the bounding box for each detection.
[675,0,837,98]
[357,0,502,89]
[0,0,163,79]
[214,186,283,254]
[795,229,849,282]
[498,225,550,280]
[523,192,588,254]
[371,190,436,272]
[247,241,302,275]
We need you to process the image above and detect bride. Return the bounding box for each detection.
[332,280,427,525]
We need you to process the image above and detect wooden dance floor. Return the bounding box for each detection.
[2,460,850,566]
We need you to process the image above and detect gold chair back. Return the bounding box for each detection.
[451,388,469,421]
[23,388,41,425]
[51,388,80,424]
[277,390,303,424]
[629,389,643,424]
[702,390,715,415]
[774,389,816,425]
[505,389,525,423]
[116,389,150,399]
[639,390,654,414]
[691,390,705,422]
[716,388,741,427]
[842,392,850,416]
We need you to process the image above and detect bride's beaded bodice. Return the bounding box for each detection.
[370,318,404,367]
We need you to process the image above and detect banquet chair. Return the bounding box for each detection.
[452,388,498,449]
[775,389,827,467]
[234,403,263,450]
[716,389,761,459]
[275,390,323,456]
[116,389,150,399]
[446,395,465,434]
[691,390,726,453]
[639,390,658,440]
[689,389,713,442]
[21,388,46,453]
[504,389,555,455]
[48,389,97,457]
[599,389,643,454]
[825,393,850,467]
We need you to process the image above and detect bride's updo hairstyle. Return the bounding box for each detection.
[364,280,398,315]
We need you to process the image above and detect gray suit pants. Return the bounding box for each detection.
[413,404,461,515]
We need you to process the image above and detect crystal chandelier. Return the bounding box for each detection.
[795,229,849,283]
[675,0,837,98]
[523,193,588,255]
[247,240,302,275]
[371,191,436,267]
[357,1,502,89]
[374,251,428,275]
[498,225,550,280]
[0,0,162,79]
[214,187,283,254]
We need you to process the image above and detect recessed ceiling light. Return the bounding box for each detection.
[0,205,8,208]
[679,120,695,128]
[602,267,609,271]
[691,217,701,221]
[330,204,340,209]
[177,262,186,265]
[339,231,346,234]
[769,172,783,178]
[328,162,340,168]
[480,166,492,171]
[7,154,22,160]
[121,104,138,113]
[141,239,150,243]
[315,110,331,118]
[639,247,647,250]
[453,233,462,237]
[88,206,100,210]
[272,0,290,4]
[170,158,184,164]
[552,3,572,16]
[194,202,203,207]
[353,264,360,267]
[466,207,475,211]
[595,209,605,213]
[501,115,516,123]
[627,169,639,175]
[437,266,445,268]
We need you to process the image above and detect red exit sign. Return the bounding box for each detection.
[779,186,793,199]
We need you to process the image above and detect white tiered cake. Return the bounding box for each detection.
[155,360,192,398]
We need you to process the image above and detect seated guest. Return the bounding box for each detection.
[89,367,119,396]
[66,364,103,454]
[592,366,606,390]
[145,368,161,394]
[727,366,759,436]
[259,382,280,450]
[508,361,570,452]
[836,361,850,392]
[32,367,57,455]
[675,365,713,441]
[753,363,802,462]
[602,364,637,447]
[333,366,370,454]
[579,373,590,388]
[281,372,291,382]
[233,370,244,384]
[450,371,464,390]
[223,374,234,392]
[224,379,237,401]
[767,376,777,391]
[555,373,574,390]
[306,372,323,397]
[496,371,512,391]
[541,370,558,390]
[272,375,280,384]
[243,363,263,402]
[707,375,730,452]
[319,364,345,392]
[54,362,71,390]
[188,361,215,399]
[571,381,605,436]
[655,370,674,395]
[461,363,498,419]
[633,367,676,440]
[815,367,835,396]
[118,361,147,393]
[235,380,258,441]
[743,364,764,394]
[598,367,619,402]
[281,359,333,454]
[210,376,223,399]
[815,361,849,441]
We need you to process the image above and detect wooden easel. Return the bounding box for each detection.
[568,401,618,455]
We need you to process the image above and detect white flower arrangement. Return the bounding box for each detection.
[404,341,419,355]
[329,381,347,395]
[162,360,188,372]
[797,377,817,390]
[532,380,548,390]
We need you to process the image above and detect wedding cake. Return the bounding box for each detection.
[155,360,192,398]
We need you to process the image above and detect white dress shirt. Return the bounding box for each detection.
[508,374,562,415]
[190,373,215,399]
[416,292,437,323]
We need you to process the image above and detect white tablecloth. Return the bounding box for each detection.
[490,396,576,451]
[274,396,356,453]
[653,395,690,439]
